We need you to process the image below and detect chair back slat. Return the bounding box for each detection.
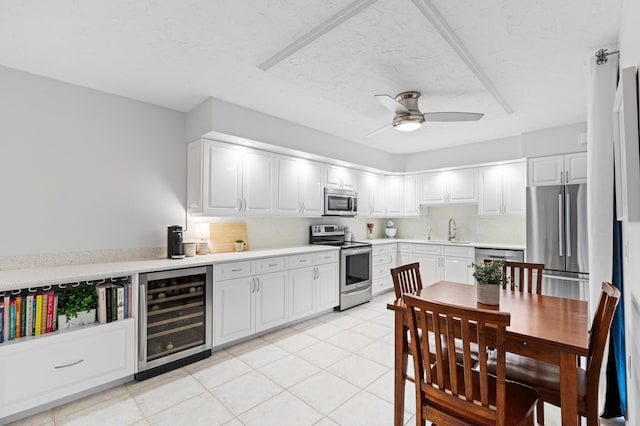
[405,295,511,425]
[390,262,423,298]
[502,261,544,294]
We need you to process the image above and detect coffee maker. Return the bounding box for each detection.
[167,225,185,259]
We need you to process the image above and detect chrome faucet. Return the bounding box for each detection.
[448,218,457,241]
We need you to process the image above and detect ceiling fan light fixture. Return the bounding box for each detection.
[393,120,422,132]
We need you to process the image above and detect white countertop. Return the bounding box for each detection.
[366,238,526,251]
[0,245,339,292]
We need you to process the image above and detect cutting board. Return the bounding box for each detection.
[208,221,249,253]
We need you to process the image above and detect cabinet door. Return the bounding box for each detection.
[404,175,419,216]
[442,257,473,284]
[315,263,339,311]
[415,254,440,286]
[448,169,477,203]
[370,173,385,216]
[478,166,503,215]
[276,155,300,214]
[384,175,404,216]
[204,141,242,215]
[299,160,323,216]
[214,277,254,345]
[420,172,447,204]
[503,162,526,215]
[243,148,276,214]
[528,155,564,186]
[187,141,203,215]
[255,272,288,332]
[326,166,356,190]
[397,252,415,266]
[564,152,587,184]
[288,267,315,321]
[357,172,374,215]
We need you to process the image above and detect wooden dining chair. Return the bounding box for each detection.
[490,282,620,425]
[390,262,423,299]
[404,294,539,426]
[502,261,545,294]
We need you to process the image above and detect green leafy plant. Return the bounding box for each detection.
[472,261,505,285]
[57,285,98,321]
[235,239,244,243]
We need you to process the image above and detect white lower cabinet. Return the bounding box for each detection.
[213,250,339,347]
[372,243,398,295]
[414,244,474,286]
[0,319,135,420]
[214,257,289,346]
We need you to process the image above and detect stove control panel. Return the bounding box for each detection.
[311,224,345,236]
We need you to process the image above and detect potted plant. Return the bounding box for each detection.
[472,261,505,305]
[234,239,245,252]
[57,285,98,329]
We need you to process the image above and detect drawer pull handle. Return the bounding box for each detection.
[299,259,307,262]
[268,263,277,267]
[55,360,84,369]
[231,268,242,272]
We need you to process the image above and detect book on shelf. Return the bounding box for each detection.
[15,296,21,338]
[32,295,37,335]
[97,285,107,324]
[2,294,9,342]
[127,282,133,319]
[105,284,113,323]
[20,296,27,338]
[8,300,16,340]
[123,283,128,320]
[34,293,43,336]
[116,284,125,321]
[25,294,34,337]
[0,301,4,343]
[111,284,117,322]
[45,291,55,333]
[40,293,48,335]
[52,293,58,331]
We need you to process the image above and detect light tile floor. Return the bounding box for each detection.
[9,292,626,426]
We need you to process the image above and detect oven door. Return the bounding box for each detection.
[340,247,372,292]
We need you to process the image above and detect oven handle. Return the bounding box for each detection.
[342,247,372,256]
[345,286,372,296]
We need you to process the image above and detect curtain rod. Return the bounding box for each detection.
[595,48,619,65]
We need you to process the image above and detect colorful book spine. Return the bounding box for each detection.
[20,296,26,337]
[105,286,113,323]
[2,295,9,342]
[45,292,54,333]
[0,302,4,343]
[116,284,125,321]
[32,296,37,335]
[34,293,43,336]
[52,293,58,331]
[25,294,34,336]
[111,285,117,322]
[15,296,21,338]
[97,285,107,324]
[8,301,16,340]
[40,293,48,335]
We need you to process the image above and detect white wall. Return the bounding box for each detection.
[618,0,640,421]
[0,66,186,259]
[521,122,587,158]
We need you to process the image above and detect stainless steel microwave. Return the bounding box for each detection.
[324,187,358,216]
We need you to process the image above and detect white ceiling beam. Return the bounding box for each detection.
[258,0,379,71]
[410,0,514,115]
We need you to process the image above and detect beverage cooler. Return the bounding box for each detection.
[136,265,212,380]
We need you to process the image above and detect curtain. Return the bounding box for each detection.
[586,49,618,414]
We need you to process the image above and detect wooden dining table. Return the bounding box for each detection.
[387,281,589,426]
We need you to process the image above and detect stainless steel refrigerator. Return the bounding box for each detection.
[526,184,589,300]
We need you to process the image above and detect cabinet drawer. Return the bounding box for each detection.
[255,256,287,274]
[0,320,135,418]
[398,243,414,252]
[373,244,393,255]
[373,254,393,267]
[288,254,314,269]
[313,251,338,265]
[373,264,392,278]
[414,244,442,255]
[442,246,474,258]
[215,261,255,281]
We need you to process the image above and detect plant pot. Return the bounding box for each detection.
[476,284,501,306]
[234,242,245,252]
[57,308,96,329]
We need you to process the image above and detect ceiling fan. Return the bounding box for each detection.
[366,91,484,137]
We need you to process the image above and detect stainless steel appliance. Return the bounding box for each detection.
[526,184,589,300]
[310,224,372,310]
[324,188,358,216]
[474,247,524,265]
[167,225,185,259]
[136,266,212,380]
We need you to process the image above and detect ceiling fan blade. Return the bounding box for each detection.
[375,94,410,114]
[365,122,392,138]
[423,112,484,122]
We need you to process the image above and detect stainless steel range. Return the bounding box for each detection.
[310,225,372,310]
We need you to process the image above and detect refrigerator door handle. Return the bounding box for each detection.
[566,194,572,257]
[558,194,564,256]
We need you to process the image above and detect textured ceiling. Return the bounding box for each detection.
[0,0,621,154]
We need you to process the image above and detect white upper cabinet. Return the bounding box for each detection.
[326,165,356,190]
[276,155,323,216]
[419,168,477,205]
[188,140,276,216]
[404,175,420,216]
[384,175,404,216]
[478,162,526,216]
[357,171,384,216]
[528,152,587,187]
